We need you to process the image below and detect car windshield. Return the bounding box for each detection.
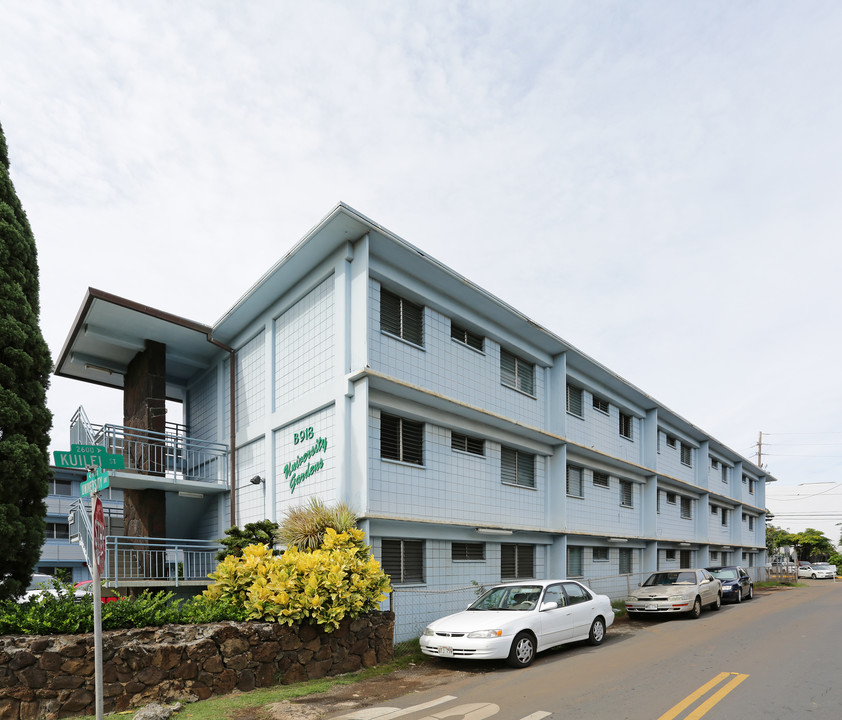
[26,574,54,592]
[643,571,697,586]
[469,585,543,611]
[710,568,738,580]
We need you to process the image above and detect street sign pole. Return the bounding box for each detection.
[88,470,104,720]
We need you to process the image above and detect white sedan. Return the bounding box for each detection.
[797,563,836,579]
[420,579,614,668]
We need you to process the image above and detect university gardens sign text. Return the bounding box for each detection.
[284,426,328,493]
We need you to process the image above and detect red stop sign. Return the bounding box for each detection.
[93,497,105,575]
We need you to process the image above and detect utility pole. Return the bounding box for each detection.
[757,431,763,468]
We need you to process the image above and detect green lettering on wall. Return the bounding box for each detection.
[284,433,328,494]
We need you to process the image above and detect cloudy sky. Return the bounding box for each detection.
[2,1,840,493]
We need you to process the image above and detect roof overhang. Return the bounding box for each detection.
[55,288,226,399]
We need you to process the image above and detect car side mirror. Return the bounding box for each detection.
[540,601,558,611]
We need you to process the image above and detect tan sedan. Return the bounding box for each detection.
[626,569,722,619]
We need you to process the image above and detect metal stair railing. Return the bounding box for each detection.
[67,406,228,485]
[69,406,98,447]
[68,497,95,568]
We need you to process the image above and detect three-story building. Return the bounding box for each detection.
[55,203,773,639]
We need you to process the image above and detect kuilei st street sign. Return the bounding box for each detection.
[53,444,125,470]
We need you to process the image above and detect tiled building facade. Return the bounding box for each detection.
[56,204,772,640]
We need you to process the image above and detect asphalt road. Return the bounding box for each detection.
[328,581,842,720]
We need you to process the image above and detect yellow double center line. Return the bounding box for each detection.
[657,672,750,720]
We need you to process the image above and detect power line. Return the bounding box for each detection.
[763,453,842,458]
[761,431,842,436]
[761,442,842,447]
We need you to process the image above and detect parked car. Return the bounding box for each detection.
[797,563,836,579]
[15,573,54,602]
[420,579,615,668]
[17,574,86,603]
[811,562,837,575]
[706,566,753,603]
[73,580,123,603]
[626,569,721,619]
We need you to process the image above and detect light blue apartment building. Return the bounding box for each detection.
[55,203,773,640]
[37,466,124,584]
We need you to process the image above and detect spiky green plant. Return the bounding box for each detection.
[276,498,359,551]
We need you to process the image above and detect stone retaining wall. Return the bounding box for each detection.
[0,612,394,720]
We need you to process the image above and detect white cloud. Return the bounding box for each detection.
[2,0,841,487]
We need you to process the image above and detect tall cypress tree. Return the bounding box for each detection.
[0,121,53,600]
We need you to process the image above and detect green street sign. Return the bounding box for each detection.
[53,444,125,470]
[81,467,110,497]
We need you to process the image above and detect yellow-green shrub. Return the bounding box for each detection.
[204,528,391,632]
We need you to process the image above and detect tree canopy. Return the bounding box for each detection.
[791,528,836,561]
[0,120,53,601]
[767,524,837,562]
[766,524,796,556]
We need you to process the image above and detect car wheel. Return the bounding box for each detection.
[588,617,606,646]
[710,593,721,611]
[506,632,536,668]
[688,596,702,619]
[734,588,742,604]
[811,573,817,579]
[746,584,753,600]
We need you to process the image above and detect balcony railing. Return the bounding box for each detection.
[106,536,221,588]
[70,406,228,485]
[69,498,221,588]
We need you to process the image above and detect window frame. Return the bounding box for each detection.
[592,470,610,489]
[567,546,584,577]
[381,539,424,584]
[619,548,633,575]
[380,288,424,346]
[619,479,634,508]
[566,384,584,418]
[380,413,424,466]
[501,543,535,580]
[501,446,536,488]
[566,465,584,498]
[593,547,609,562]
[680,443,693,467]
[680,496,693,519]
[592,395,609,414]
[451,542,485,562]
[50,479,72,496]
[451,431,485,456]
[500,348,535,396]
[450,322,484,352]
[45,521,69,541]
[619,412,633,440]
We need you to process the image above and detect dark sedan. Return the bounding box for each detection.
[706,566,753,603]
